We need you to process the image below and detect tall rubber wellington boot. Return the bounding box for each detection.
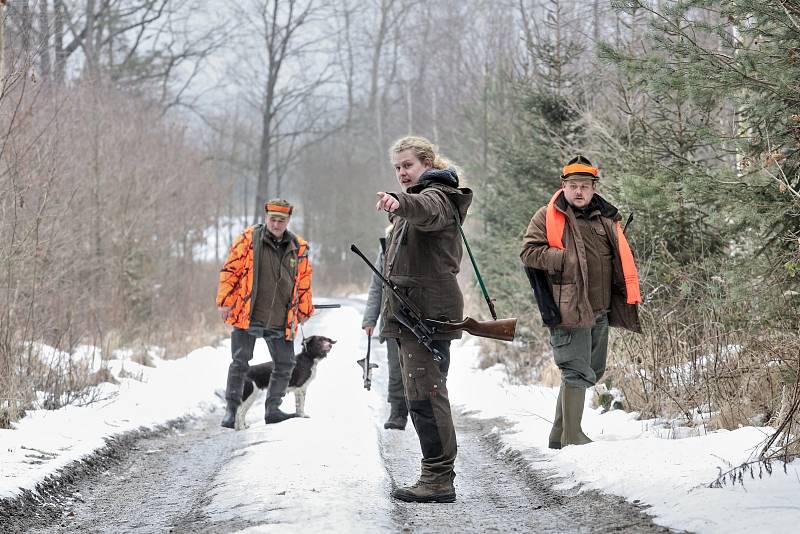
[561,385,592,446]
[220,400,238,429]
[548,385,564,449]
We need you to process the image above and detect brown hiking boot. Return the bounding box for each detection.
[391,480,456,503]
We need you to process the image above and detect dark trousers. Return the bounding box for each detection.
[225,328,296,412]
[385,338,405,405]
[397,338,456,485]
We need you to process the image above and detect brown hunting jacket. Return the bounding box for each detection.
[521,193,641,333]
[380,171,473,341]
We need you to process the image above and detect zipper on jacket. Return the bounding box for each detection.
[249,225,263,324]
[264,233,298,331]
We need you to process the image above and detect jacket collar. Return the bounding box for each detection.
[412,167,460,191]
[258,226,298,251]
[554,190,620,221]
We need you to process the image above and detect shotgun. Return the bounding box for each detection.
[351,244,446,361]
[350,244,517,350]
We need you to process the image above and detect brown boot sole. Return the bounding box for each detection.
[391,489,456,503]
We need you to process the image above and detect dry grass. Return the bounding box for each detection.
[606,302,800,459]
[476,315,556,385]
[0,315,228,429]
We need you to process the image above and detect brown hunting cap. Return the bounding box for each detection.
[264,198,293,218]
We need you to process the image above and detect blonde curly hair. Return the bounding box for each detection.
[390,136,453,170]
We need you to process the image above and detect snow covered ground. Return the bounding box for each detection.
[2,299,799,533]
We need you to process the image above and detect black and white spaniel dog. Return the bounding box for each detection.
[235,335,336,430]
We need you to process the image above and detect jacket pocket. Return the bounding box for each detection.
[552,283,580,326]
[552,283,575,307]
[590,220,607,236]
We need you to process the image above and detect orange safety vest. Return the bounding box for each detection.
[216,226,314,339]
[546,189,641,305]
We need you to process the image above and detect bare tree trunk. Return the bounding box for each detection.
[482,60,489,168]
[368,0,398,160]
[274,141,282,197]
[367,0,393,113]
[21,1,31,55]
[256,103,273,222]
[375,23,400,159]
[553,0,562,96]
[593,0,600,44]
[405,82,412,133]
[0,1,6,83]
[84,0,96,77]
[431,84,438,143]
[54,0,65,83]
[39,0,51,79]
[250,0,321,222]
[336,0,356,170]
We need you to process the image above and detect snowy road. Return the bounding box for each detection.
[8,300,668,533]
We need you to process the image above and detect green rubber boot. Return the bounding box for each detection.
[561,385,592,446]
[548,386,564,449]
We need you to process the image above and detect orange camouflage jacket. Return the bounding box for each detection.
[215,225,313,340]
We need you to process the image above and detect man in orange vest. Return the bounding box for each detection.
[521,156,641,448]
[216,199,314,428]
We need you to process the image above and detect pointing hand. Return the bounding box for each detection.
[376,192,400,212]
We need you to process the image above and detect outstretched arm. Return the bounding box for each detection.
[376,188,456,232]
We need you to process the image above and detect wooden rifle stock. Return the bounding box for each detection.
[350,243,516,346]
[425,317,517,342]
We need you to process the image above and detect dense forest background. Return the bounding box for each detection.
[1,0,798,458]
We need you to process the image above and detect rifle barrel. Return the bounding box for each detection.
[350,244,423,319]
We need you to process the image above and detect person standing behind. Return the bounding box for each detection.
[216,199,314,428]
[375,136,472,503]
[362,223,408,430]
[520,156,641,449]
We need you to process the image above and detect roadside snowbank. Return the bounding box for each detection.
[1,346,228,499]
[448,342,800,534]
[2,300,798,533]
